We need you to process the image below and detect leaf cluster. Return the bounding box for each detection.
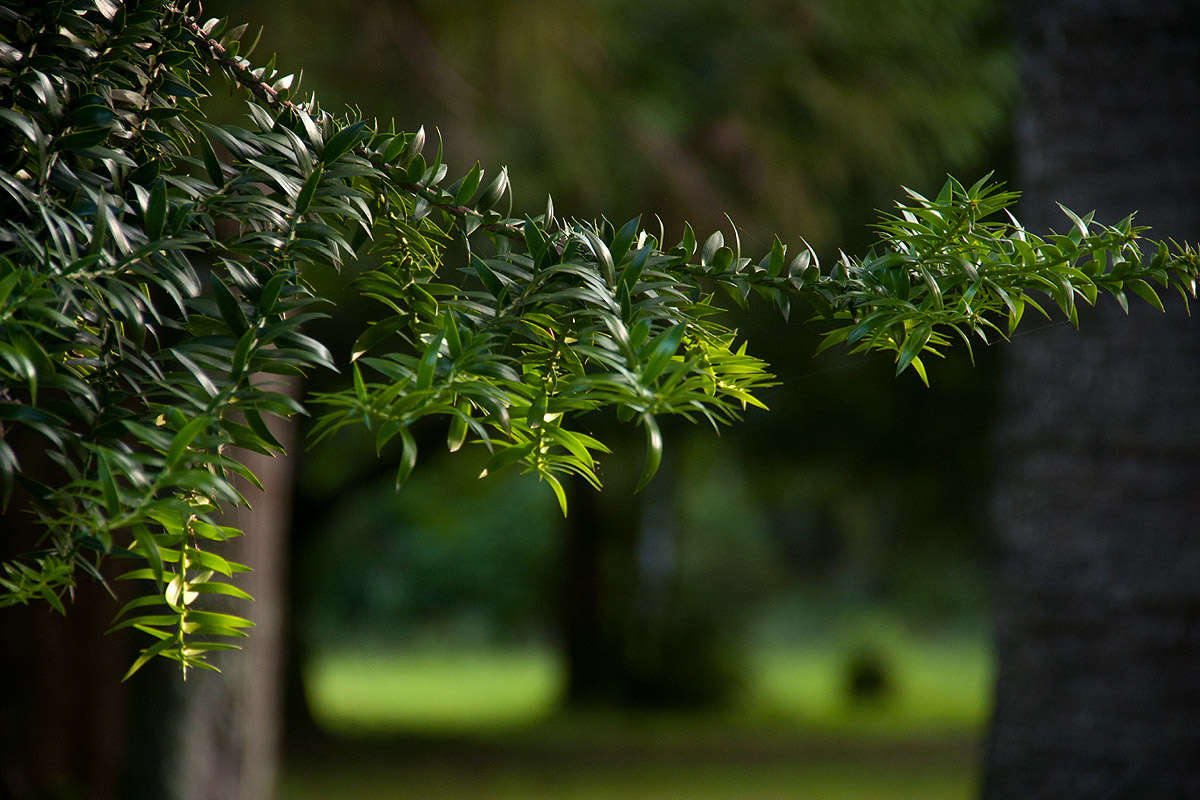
[1,0,1196,678]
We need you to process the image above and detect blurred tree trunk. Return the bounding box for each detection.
[985,1,1200,797]
[561,433,744,709]
[0,528,132,799]
[0,397,296,800]
[125,401,298,800]
[171,413,296,800]
[561,476,630,705]
[0,432,133,800]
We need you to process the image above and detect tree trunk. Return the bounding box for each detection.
[0,563,133,800]
[172,425,296,800]
[559,429,748,709]
[0,433,134,800]
[985,1,1200,797]
[0,400,296,800]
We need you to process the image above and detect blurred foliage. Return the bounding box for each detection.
[305,446,559,644]
[192,0,1200,673]
[4,0,1194,687]
[200,0,1022,656]
[205,0,1016,251]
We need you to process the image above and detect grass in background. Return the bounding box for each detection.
[306,647,559,733]
[282,758,975,800]
[287,636,990,799]
[305,637,991,735]
[749,639,993,735]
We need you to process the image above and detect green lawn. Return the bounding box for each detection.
[286,639,990,799]
[304,639,992,735]
[748,641,993,735]
[305,647,560,733]
[282,756,976,800]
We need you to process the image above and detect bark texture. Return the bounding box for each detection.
[173,434,293,800]
[985,1,1200,797]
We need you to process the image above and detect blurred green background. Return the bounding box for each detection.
[204,0,1018,795]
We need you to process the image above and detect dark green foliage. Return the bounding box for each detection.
[1,0,1196,678]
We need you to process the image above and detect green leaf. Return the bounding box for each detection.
[0,403,65,427]
[351,317,407,363]
[935,177,955,206]
[164,416,209,471]
[230,329,258,380]
[523,216,547,264]
[1128,279,1165,313]
[110,613,183,633]
[1056,202,1091,240]
[352,362,367,404]
[321,121,367,164]
[611,216,641,265]
[444,313,462,359]
[112,594,168,623]
[634,414,663,493]
[527,392,548,429]
[211,275,248,335]
[701,231,723,266]
[544,473,568,517]
[640,324,686,384]
[895,324,932,377]
[618,245,651,291]
[186,610,255,629]
[96,450,120,517]
[416,332,444,390]
[400,125,426,165]
[295,163,323,215]
[405,153,427,184]
[123,635,181,681]
[909,355,930,387]
[131,526,165,583]
[172,350,219,397]
[0,439,19,507]
[164,574,188,610]
[245,410,284,451]
[118,568,166,583]
[767,237,786,277]
[381,135,407,163]
[476,165,508,211]
[454,162,482,205]
[145,180,167,240]
[191,582,254,600]
[471,254,505,300]
[0,108,44,145]
[187,548,250,576]
[482,441,535,476]
[54,128,111,151]
[447,401,469,453]
[582,228,615,286]
[0,344,37,401]
[40,586,66,615]
[396,426,417,489]
[0,272,19,311]
[680,222,697,257]
[197,127,225,187]
[89,188,110,254]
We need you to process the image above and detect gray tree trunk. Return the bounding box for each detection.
[122,412,296,800]
[985,1,1200,797]
[173,431,295,800]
